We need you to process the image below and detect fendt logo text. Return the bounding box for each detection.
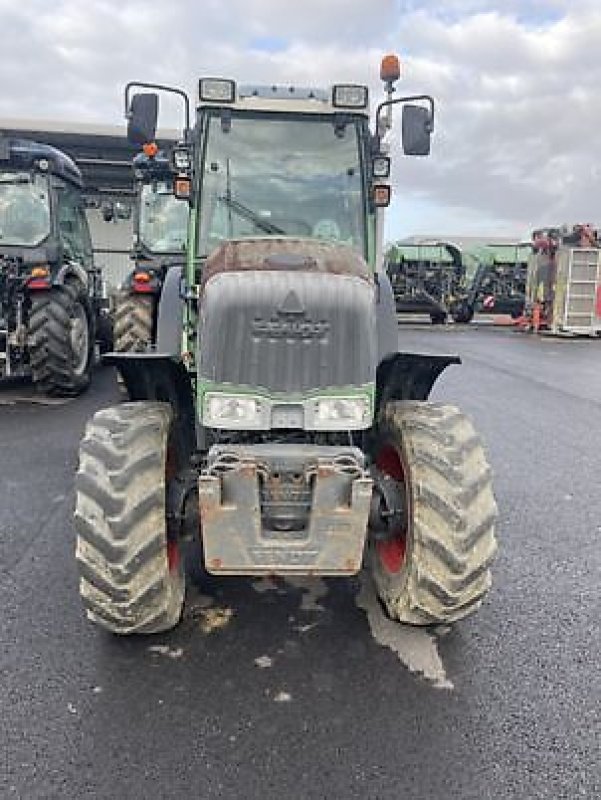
[251,312,330,340]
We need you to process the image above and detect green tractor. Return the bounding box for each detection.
[385,241,465,324]
[113,147,188,353]
[0,138,109,394]
[457,243,531,323]
[74,58,497,635]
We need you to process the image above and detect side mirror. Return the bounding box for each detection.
[127,93,158,145]
[401,104,432,156]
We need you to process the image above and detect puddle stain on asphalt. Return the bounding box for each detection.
[195,606,234,634]
[254,655,274,669]
[251,577,284,595]
[251,575,328,611]
[355,572,453,690]
[283,576,328,611]
[233,573,450,687]
[148,645,184,659]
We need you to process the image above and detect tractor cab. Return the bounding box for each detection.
[112,147,188,354]
[133,148,187,261]
[0,138,92,272]
[195,83,371,261]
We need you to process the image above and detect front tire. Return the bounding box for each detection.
[28,283,94,396]
[370,402,498,625]
[75,403,185,635]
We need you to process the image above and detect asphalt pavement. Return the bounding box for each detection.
[1,323,600,800]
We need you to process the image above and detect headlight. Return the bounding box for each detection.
[199,78,236,103]
[332,84,369,109]
[312,396,371,430]
[203,392,263,429]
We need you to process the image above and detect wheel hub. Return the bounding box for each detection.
[372,443,408,574]
[369,468,405,539]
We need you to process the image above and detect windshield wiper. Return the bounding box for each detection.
[218,194,286,236]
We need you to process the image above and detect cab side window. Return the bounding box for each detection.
[56,183,92,266]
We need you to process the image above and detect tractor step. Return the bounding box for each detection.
[199,444,373,575]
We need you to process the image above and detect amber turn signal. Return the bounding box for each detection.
[174,176,192,200]
[373,185,391,207]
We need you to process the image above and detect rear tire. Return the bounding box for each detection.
[451,303,475,324]
[370,402,498,625]
[113,292,154,352]
[430,311,447,325]
[75,402,185,635]
[28,283,94,396]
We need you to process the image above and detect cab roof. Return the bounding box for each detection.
[197,83,370,118]
[0,137,83,188]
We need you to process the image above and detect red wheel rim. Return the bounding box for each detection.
[375,443,407,574]
[167,540,180,573]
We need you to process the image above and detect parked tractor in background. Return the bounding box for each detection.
[113,147,187,353]
[522,224,601,336]
[0,138,110,395]
[385,241,465,323]
[74,57,497,636]
[455,243,530,324]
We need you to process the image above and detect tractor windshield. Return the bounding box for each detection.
[197,111,366,258]
[139,181,188,253]
[0,172,51,247]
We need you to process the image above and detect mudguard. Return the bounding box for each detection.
[102,351,195,460]
[376,352,460,412]
[156,266,185,355]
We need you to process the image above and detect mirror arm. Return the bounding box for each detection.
[125,81,191,142]
[374,94,435,148]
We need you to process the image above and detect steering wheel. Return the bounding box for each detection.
[312,219,341,240]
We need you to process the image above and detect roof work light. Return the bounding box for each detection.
[199,78,236,103]
[332,84,369,109]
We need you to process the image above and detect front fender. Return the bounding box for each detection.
[376,352,460,413]
[102,352,196,460]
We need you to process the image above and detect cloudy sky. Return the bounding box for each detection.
[0,0,599,241]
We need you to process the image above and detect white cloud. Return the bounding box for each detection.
[0,1,599,236]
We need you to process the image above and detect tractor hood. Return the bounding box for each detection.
[198,238,376,398]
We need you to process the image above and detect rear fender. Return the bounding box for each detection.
[155,266,184,355]
[375,352,460,413]
[56,262,89,289]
